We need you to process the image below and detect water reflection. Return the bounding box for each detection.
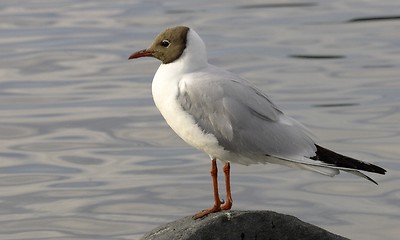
[347,16,400,23]
[237,3,318,9]
[289,54,346,59]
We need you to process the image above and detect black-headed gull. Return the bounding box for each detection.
[129,26,386,219]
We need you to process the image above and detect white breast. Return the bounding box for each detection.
[151,64,229,159]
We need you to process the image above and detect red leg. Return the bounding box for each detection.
[221,162,233,210]
[193,159,222,219]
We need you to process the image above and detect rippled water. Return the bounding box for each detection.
[1,0,399,239]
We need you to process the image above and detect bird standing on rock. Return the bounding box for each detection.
[128,26,386,219]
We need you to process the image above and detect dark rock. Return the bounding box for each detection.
[140,210,349,240]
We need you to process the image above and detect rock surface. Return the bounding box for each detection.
[140,210,349,240]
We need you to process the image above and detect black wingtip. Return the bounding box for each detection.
[311,145,387,175]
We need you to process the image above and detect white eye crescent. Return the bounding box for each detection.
[161,39,170,48]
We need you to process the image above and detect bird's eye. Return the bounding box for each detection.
[161,39,170,48]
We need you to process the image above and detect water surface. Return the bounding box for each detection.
[0,0,399,239]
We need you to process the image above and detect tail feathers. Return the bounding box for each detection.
[297,164,339,177]
[311,145,387,175]
[287,160,378,184]
[345,170,378,185]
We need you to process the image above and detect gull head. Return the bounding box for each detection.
[129,26,208,72]
[129,26,190,64]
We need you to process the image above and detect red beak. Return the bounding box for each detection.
[128,49,154,60]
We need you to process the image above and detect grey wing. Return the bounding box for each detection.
[177,67,317,162]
